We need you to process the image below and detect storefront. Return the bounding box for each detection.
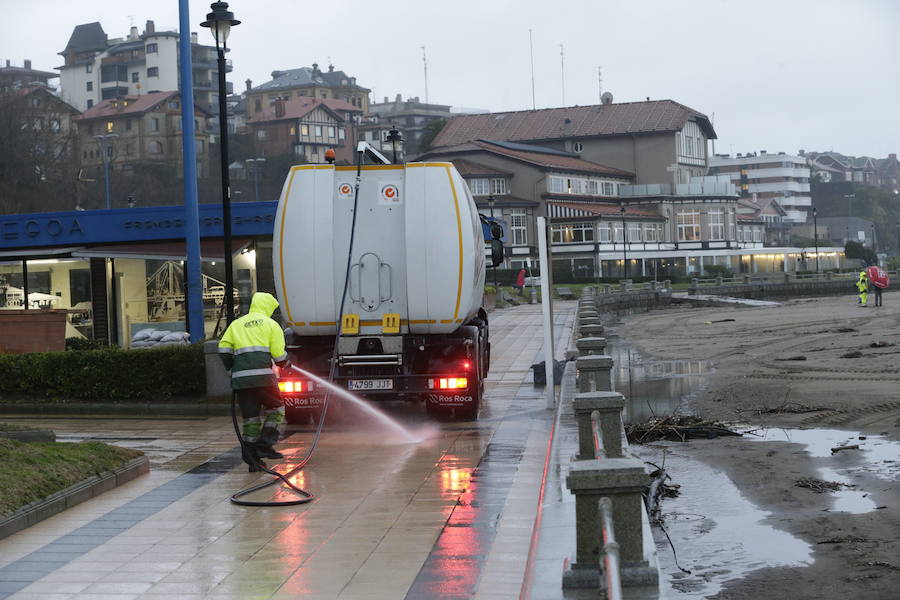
[0,202,277,347]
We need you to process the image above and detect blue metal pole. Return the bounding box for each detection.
[103,154,110,209]
[178,0,205,343]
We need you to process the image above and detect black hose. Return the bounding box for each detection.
[229,149,367,506]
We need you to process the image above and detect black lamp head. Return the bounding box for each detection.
[201,2,240,47]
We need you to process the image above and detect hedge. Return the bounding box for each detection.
[0,344,205,401]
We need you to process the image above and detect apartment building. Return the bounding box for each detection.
[246,63,370,117]
[74,91,211,177]
[367,94,453,157]
[57,21,228,112]
[708,152,811,224]
[0,59,58,91]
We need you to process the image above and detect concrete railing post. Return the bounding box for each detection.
[563,458,655,588]
[716,276,723,286]
[573,391,625,460]
[602,284,611,295]
[784,272,791,283]
[579,317,602,334]
[579,323,604,339]
[576,355,613,393]
[576,336,607,356]
[826,272,833,280]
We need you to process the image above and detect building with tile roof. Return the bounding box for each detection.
[0,59,59,91]
[74,91,212,177]
[244,96,362,164]
[427,99,716,185]
[246,63,370,117]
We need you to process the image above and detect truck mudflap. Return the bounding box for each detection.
[426,391,476,408]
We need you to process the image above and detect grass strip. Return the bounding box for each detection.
[0,439,143,516]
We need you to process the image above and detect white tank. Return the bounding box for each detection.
[273,162,486,337]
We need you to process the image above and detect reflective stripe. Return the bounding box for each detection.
[232,368,276,379]
[218,346,234,354]
[235,346,271,355]
[273,353,288,363]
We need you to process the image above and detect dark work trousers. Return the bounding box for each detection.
[235,386,286,447]
[875,287,883,307]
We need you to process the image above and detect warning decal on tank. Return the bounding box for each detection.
[337,182,354,198]
[380,183,401,205]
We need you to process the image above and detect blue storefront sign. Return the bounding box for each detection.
[0,201,278,250]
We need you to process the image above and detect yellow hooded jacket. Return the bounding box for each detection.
[218,292,288,389]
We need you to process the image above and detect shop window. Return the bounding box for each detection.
[677,210,701,241]
[550,222,594,244]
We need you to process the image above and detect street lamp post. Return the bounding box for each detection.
[812,206,820,274]
[896,221,900,257]
[386,126,402,164]
[201,1,240,324]
[93,133,118,209]
[620,204,628,279]
[487,194,499,290]
[246,157,265,202]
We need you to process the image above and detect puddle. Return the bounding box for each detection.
[747,428,900,514]
[633,444,812,598]
[605,335,713,423]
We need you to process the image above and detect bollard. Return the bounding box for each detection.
[650,280,658,291]
[716,276,723,286]
[576,336,607,356]
[573,391,625,460]
[529,287,538,303]
[563,458,656,588]
[576,355,614,393]
[825,272,833,281]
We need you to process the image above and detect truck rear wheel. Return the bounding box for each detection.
[453,378,482,421]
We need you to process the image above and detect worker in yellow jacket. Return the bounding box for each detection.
[856,270,869,307]
[218,292,291,470]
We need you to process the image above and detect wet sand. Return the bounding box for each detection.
[621,292,900,599]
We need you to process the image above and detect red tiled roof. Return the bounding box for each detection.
[248,96,361,123]
[549,201,663,219]
[431,100,715,148]
[427,140,633,178]
[451,158,512,177]
[76,91,180,120]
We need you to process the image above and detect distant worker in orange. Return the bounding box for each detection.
[856,270,869,307]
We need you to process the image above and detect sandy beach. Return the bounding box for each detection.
[621,292,900,599]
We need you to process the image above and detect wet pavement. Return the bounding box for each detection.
[0,303,576,600]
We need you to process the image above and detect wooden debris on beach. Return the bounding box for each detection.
[644,466,681,525]
[795,477,847,493]
[626,416,742,443]
[831,444,860,454]
[758,401,827,414]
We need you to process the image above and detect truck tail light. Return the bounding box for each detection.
[278,380,312,393]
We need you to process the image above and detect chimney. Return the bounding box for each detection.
[890,153,897,161]
[311,62,320,75]
[24,59,31,70]
[129,26,138,40]
[4,60,9,67]
[274,98,285,118]
[383,96,388,103]
[760,150,767,155]
[245,78,252,92]
[145,20,155,34]
[191,32,198,44]
[328,64,334,72]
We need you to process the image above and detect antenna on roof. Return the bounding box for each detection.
[597,66,603,104]
[559,43,565,106]
[529,29,536,110]
[421,46,429,106]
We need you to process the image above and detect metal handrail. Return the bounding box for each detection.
[598,496,623,600]
[590,409,604,459]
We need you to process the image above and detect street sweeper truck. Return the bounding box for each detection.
[273,146,503,421]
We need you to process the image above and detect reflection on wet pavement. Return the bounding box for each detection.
[633,444,812,598]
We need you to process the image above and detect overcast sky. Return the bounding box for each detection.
[4,0,899,157]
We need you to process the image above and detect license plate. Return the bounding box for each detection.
[348,379,393,391]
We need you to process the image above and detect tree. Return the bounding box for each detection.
[844,240,877,266]
[0,88,79,215]
[418,118,447,153]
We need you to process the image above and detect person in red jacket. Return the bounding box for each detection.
[513,268,526,295]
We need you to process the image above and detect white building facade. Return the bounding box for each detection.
[708,152,811,224]
[58,21,227,112]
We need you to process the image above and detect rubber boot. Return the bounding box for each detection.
[254,427,284,459]
[242,444,267,472]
